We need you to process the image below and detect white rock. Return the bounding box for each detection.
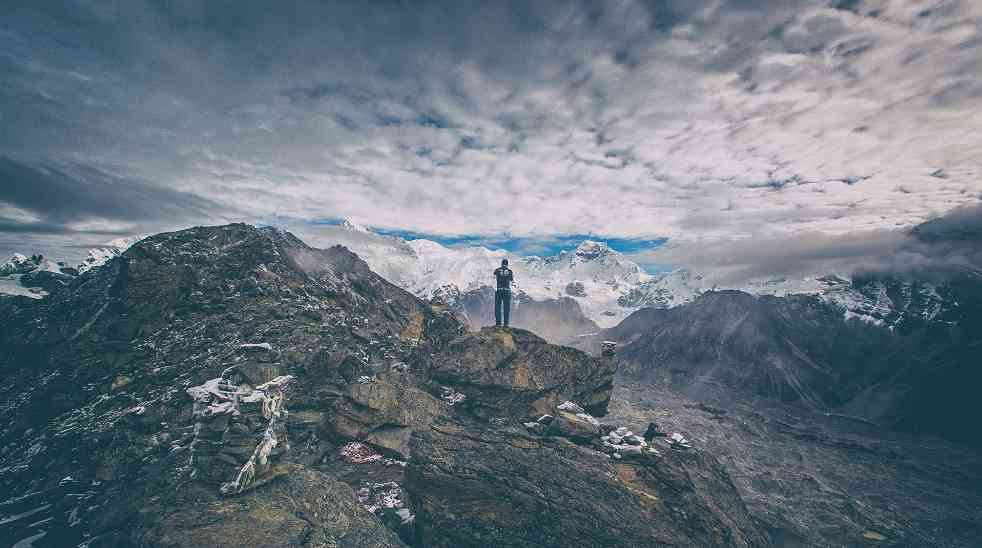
[239,342,273,351]
[669,432,692,448]
[396,507,415,524]
[557,401,585,413]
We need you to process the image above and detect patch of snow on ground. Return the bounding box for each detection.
[239,342,273,351]
[339,442,383,464]
[356,481,414,524]
[440,386,466,405]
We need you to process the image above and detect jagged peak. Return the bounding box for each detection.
[338,219,372,233]
[573,240,611,259]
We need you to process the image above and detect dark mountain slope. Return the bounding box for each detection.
[609,280,982,446]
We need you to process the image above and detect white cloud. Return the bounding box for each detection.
[2,0,981,272]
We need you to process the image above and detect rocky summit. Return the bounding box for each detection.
[0,224,769,547]
[426,326,615,420]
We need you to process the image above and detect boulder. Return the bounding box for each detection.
[426,327,615,421]
[547,410,600,443]
[328,371,446,459]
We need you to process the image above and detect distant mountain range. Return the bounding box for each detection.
[306,223,663,327]
[282,221,959,337]
[1,221,957,339]
[0,236,139,299]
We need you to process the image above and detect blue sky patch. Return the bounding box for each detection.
[371,226,668,257]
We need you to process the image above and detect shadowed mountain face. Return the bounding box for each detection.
[605,279,982,447]
[0,224,767,547]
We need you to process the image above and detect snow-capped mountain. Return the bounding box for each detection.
[1,235,141,279]
[0,236,143,299]
[812,274,954,328]
[309,221,955,331]
[75,236,144,274]
[310,222,672,327]
[2,220,954,333]
[0,253,65,276]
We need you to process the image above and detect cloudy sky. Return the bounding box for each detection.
[2,0,980,274]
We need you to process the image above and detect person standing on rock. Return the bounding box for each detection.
[493,258,514,327]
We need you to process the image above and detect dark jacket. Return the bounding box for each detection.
[493,266,513,291]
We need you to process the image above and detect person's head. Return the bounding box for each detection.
[501,258,508,267]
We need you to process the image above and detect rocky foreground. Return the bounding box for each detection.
[0,224,771,547]
[609,382,982,548]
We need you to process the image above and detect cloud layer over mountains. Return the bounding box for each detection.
[641,203,982,283]
[2,1,981,270]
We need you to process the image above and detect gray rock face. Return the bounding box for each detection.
[608,382,982,548]
[408,418,769,548]
[329,370,448,459]
[427,327,616,420]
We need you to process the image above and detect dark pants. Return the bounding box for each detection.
[494,289,511,327]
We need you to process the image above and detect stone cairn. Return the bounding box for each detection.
[186,367,295,495]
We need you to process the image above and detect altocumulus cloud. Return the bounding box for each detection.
[1,0,981,270]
